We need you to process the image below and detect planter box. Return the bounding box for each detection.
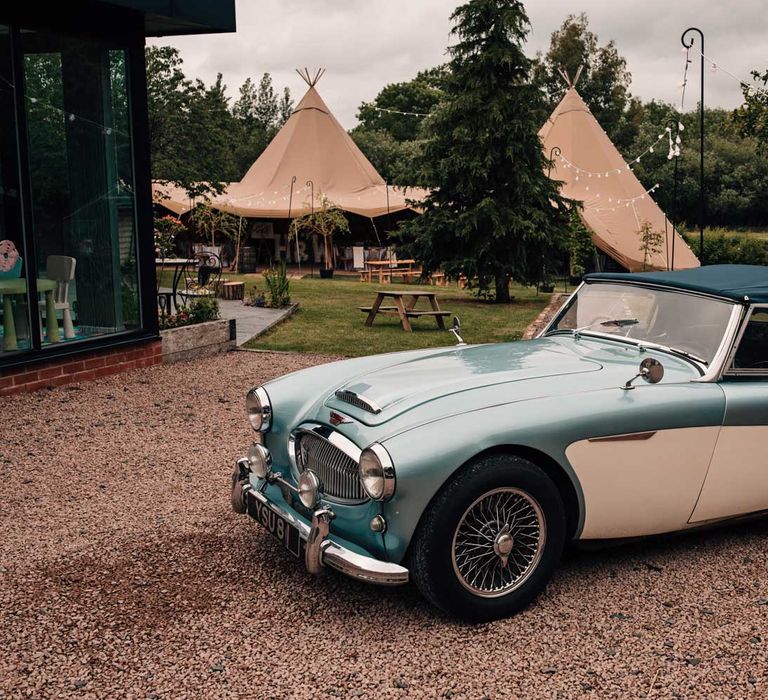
[161,318,236,364]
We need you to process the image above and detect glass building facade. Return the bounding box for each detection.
[0,2,234,370]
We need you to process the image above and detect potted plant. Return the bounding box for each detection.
[289,195,350,278]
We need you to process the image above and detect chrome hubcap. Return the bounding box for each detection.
[452,488,546,598]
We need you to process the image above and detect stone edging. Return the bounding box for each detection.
[522,293,570,340]
[161,318,236,364]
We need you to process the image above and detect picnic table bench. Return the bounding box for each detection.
[360,290,450,332]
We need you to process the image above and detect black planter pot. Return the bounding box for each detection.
[319,267,334,279]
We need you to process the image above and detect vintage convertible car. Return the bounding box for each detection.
[231,265,768,621]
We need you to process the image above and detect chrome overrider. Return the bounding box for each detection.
[231,458,409,586]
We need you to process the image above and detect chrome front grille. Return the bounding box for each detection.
[296,431,366,503]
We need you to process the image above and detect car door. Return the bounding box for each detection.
[690,307,768,523]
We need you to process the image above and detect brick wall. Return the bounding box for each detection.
[0,340,163,396]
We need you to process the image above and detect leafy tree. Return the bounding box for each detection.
[395,0,570,303]
[289,195,351,271]
[567,210,595,278]
[533,13,639,149]
[356,67,446,142]
[230,73,293,178]
[146,47,235,197]
[277,87,294,127]
[631,105,768,229]
[639,221,664,270]
[733,69,768,144]
[351,67,445,186]
[348,127,423,185]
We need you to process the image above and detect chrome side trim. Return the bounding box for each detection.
[334,389,382,415]
[588,431,657,443]
[244,485,408,586]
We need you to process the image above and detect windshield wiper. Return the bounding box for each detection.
[573,318,639,337]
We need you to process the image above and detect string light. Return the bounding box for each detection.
[557,124,680,177]
[593,183,660,213]
[688,46,768,100]
[371,106,430,117]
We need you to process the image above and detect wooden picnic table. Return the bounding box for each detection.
[361,259,418,284]
[360,290,450,332]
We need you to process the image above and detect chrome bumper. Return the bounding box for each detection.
[234,467,409,587]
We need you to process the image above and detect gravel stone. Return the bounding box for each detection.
[2,350,768,699]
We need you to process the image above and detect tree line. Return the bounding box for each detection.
[146,46,293,198]
[351,12,768,231]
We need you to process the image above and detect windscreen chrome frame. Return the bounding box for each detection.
[539,280,747,383]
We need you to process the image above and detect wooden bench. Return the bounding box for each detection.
[358,306,398,313]
[404,310,451,318]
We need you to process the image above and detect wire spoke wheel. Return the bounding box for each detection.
[452,487,546,598]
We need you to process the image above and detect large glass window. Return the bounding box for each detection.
[0,24,30,355]
[20,29,140,349]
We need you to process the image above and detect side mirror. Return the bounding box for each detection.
[622,357,664,391]
[450,316,465,345]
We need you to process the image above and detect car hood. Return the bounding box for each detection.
[324,337,604,427]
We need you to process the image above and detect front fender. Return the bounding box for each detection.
[380,382,724,563]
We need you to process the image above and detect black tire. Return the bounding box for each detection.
[408,454,566,622]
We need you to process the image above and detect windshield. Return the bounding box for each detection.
[546,282,734,365]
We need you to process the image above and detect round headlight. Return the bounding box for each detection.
[359,444,396,501]
[246,386,272,432]
[247,443,272,479]
[298,470,321,509]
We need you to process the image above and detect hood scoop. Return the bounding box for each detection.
[335,389,382,415]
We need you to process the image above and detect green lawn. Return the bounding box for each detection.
[236,276,549,356]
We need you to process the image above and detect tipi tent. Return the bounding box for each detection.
[153,70,425,220]
[539,87,699,271]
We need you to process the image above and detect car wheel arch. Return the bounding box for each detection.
[408,444,582,547]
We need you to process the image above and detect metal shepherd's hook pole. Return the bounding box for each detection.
[547,147,566,291]
[547,146,561,178]
[307,180,315,277]
[288,176,300,274]
[681,27,705,265]
[664,118,680,271]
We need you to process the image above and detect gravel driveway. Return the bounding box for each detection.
[2,350,767,699]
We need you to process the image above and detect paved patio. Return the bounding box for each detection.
[159,288,295,345]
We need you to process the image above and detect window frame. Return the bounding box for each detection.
[722,304,768,379]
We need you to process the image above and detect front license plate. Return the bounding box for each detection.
[252,497,302,558]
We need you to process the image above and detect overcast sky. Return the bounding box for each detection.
[149,0,767,130]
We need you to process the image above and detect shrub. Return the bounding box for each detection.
[684,230,768,266]
[160,296,219,330]
[263,261,291,308]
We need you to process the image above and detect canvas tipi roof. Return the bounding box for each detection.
[154,72,425,219]
[539,87,699,271]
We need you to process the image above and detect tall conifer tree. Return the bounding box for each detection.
[397,0,570,302]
